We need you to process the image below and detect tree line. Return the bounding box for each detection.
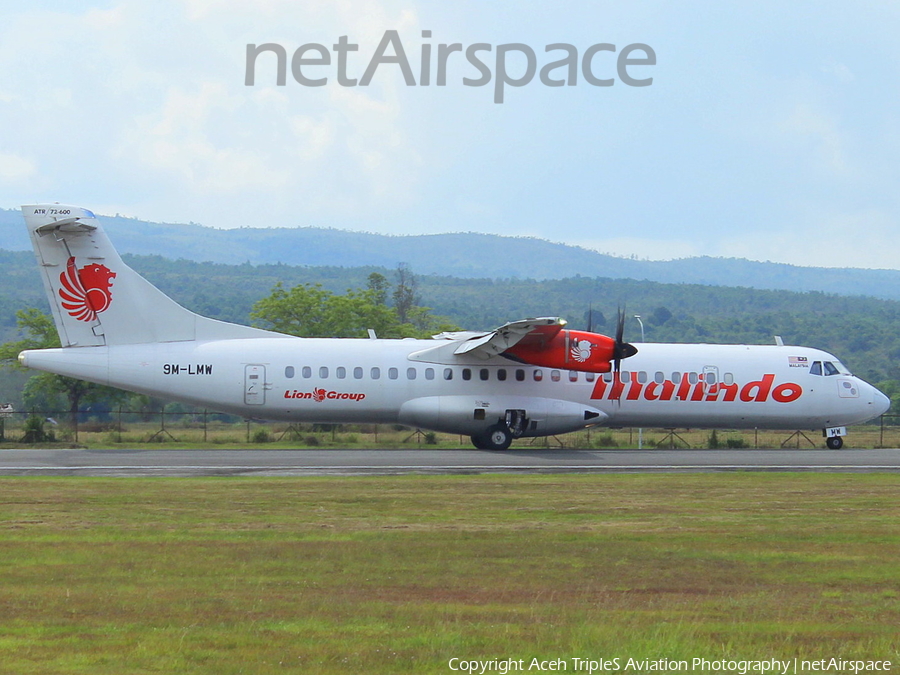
[0,266,456,416]
[2,255,899,416]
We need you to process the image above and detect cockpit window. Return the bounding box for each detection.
[811,360,852,376]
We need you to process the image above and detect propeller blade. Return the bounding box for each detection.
[616,307,625,348]
[611,307,638,402]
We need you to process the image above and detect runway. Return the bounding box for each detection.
[0,447,898,476]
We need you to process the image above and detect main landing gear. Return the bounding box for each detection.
[471,424,513,451]
[825,436,843,450]
[471,409,528,451]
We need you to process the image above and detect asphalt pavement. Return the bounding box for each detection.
[0,447,898,476]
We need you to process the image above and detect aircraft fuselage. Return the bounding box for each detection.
[21,337,888,438]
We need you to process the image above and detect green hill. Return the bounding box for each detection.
[3,207,900,300]
[2,249,898,382]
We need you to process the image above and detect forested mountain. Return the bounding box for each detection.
[2,248,899,383]
[3,207,900,300]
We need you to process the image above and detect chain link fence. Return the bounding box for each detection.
[1,407,898,449]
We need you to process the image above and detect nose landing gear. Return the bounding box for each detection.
[824,426,846,450]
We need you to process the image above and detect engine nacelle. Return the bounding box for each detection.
[504,329,618,373]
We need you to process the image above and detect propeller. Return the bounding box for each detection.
[611,307,638,398]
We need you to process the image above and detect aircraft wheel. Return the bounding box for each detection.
[471,425,514,450]
[483,424,514,451]
[826,436,843,450]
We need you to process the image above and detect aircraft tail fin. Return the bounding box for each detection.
[22,204,281,347]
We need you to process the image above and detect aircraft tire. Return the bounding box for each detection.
[479,424,513,451]
[825,436,844,450]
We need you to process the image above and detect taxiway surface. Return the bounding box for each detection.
[0,447,898,476]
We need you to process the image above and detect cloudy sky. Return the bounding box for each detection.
[1,1,899,269]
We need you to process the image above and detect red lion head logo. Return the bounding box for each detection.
[59,257,116,322]
[312,388,327,403]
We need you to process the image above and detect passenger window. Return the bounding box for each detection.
[688,372,698,385]
[336,367,346,379]
[672,372,681,384]
[319,366,329,378]
[444,368,453,380]
[302,366,312,379]
[569,371,579,382]
[551,370,561,382]
[706,371,716,385]
[534,370,543,382]
[480,369,489,381]
[371,367,381,380]
[515,369,525,382]
[824,361,839,376]
[425,368,435,380]
[810,361,822,376]
[637,371,648,384]
[620,371,631,384]
[724,372,734,385]
[407,367,417,380]
[285,366,295,379]
[462,368,472,381]
[388,367,398,380]
[497,369,507,381]
[655,371,665,384]
[603,372,614,382]
[585,372,596,382]
[353,367,363,379]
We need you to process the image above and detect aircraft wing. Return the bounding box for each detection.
[432,317,566,358]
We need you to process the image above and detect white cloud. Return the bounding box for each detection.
[780,102,850,176]
[119,82,288,192]
[822,60,854,84]
[0,151,37,182]
[2,1,900,270]
[0,0,430,225]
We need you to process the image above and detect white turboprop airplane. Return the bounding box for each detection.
[17,204,891,450]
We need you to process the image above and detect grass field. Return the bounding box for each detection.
[0,474,898,674]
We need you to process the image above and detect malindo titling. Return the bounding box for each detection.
[245,29,656,103]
